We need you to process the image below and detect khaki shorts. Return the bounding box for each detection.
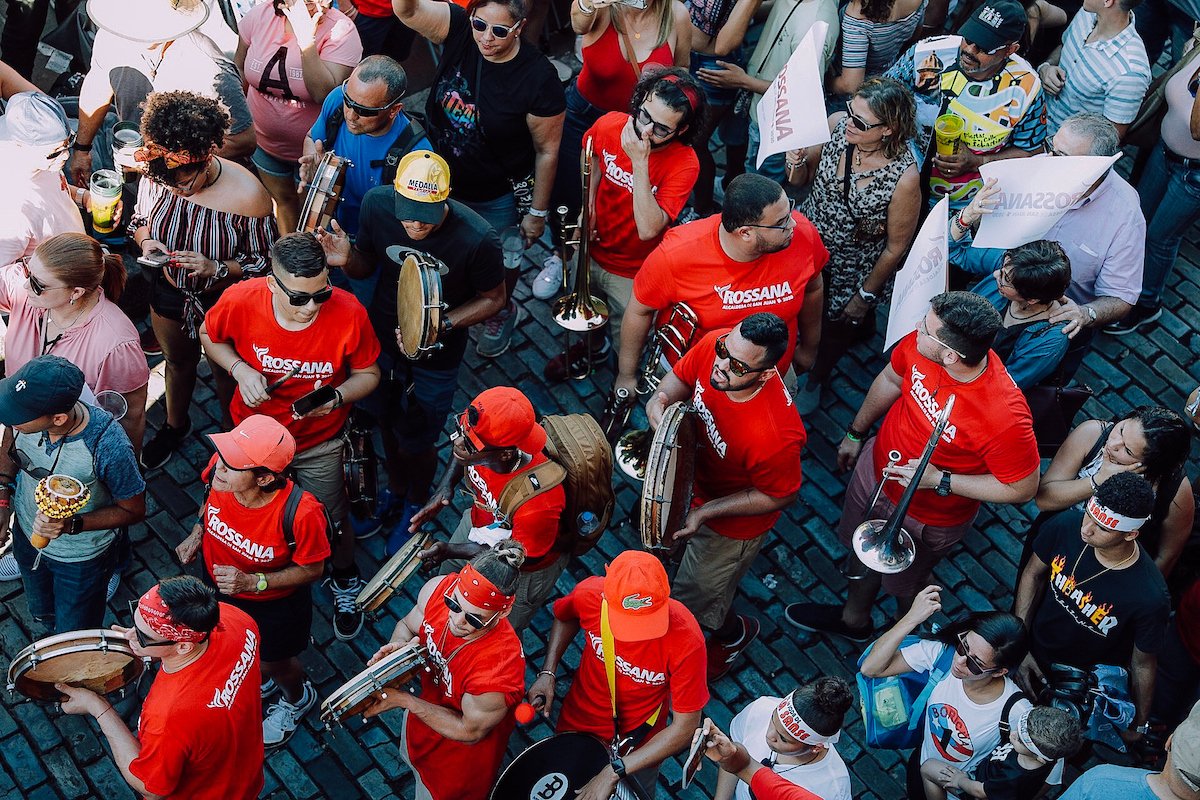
[290,436,348,526]
[438,509,568,633]
[672,523,767,631]
[590,260,634,342]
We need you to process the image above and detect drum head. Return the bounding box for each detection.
[8,630,144,702]
[320,645,426,725]
[396,255,442,359]
[490,732,611,800]
[356,532,433,613]
[640,403,697,550]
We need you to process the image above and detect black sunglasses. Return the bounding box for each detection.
[845,100,885,132]
[955,631,997,675]
[744,197,796,231]
[273,275,333,306]
[127,601,179,647]
[442,587,500,630]
[19,256,68,297]
[714,334,770,378]
[469,15,522,38]
[635,106,677,139]
[341,79,403,116]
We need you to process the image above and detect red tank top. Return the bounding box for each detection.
[576,21,674,112]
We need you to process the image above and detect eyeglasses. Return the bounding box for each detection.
[845,100,885,131]
[1046,142,1072,157]
[955,631,998,675]
[996,267,1013,288]
[341,79,403,116]
[714,334,770,377]
[442,586,501,630]
[19,256,69,296]
[634,106,678,139]
[46,131,76,162]
[916,317,966,359]
[273,275,333,306]
[744,197,797,231]
[469,15,522,38]
[962,37,1009,56]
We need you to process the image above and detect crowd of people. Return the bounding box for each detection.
[0,0,1199,797]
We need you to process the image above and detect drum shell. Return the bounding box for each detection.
[639,403,697,551]
[8,629,145,702]
[319,645,427,726]
[356,532,433,613]
[489,732,612,800]
[298,153,350,233]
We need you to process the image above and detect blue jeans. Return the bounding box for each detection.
[1135,0,1195,66]
[460,192,520,235]
[1138,143,1200,309]
[374,352,461,453]
[12,524,117,634]
[745,117,788,184]
[551,82,606,222]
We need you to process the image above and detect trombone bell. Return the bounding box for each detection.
[551,292,609,332]
[851,519,916,574]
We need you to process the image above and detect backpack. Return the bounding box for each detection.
[323,107,427,186]
[202,481,325,554]
[856,635,956,749]
[496,413,615,563]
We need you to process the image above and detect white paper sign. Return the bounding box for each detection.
[886,198,949,351]
[971,153,1121,249]
[755,22,830,167]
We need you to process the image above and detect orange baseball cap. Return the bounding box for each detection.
[207,415,296,473]
[602,551,671,642]
[459,386,547,454]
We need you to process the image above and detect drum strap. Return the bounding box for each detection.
[600,600,663,751]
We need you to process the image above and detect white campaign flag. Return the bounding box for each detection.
[755,21,830,167]
[885,198,949,351]
[972,153,1121,249]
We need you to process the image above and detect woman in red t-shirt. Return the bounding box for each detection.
[176,415,330,749]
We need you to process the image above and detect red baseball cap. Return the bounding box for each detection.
[207,415,296,473]
[458,386,547,454]
[602,551,671,642]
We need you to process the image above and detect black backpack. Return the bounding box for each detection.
[323,107,428,186]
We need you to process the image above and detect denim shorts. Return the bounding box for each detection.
[251,146,299,180]
[690,48,745,107]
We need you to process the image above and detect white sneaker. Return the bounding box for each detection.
[0,553,20,581]
[262,681,317,747]
[532,255,563,300]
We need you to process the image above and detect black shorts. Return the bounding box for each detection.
[147,271,225,322]
[222,584,314,662]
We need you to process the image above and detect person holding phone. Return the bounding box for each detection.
[201,232,381,642]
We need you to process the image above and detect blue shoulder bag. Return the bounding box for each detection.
[856,635,955,749]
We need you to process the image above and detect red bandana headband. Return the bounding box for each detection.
[457,564,514,612]
[137,585,207,643]
[658,73,699,114]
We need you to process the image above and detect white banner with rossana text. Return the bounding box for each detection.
[885,198,949,351]
[755,21,830,167]
[971,153,1122,249]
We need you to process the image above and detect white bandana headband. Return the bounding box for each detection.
[1016,709,1051,763]
[775,692,841,746]
[1086,496,1149,533]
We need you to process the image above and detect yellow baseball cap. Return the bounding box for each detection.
[393,150,451,224]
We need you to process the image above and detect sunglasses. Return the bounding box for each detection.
[996,267,1013,288]
[126,601,180,648]
[634,106,677,139]
[273,275,333,306]
[955,631,997,675]
[962,37,1009,56]
[442,586,500,630]
[714,334,769,377]
[469,15,522,38]
[917,317,966,359]
[46,131,77,162]
[19,256,69,296]
[845,100,885,132]
[340,79,403,116]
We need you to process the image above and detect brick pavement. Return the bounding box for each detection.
[0,225,1197,799]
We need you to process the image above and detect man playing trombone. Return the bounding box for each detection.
[787,292,1040,641]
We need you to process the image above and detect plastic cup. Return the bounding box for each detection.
[500,226,524,270]
[89,169,123,234]
[111,121,143,173]
[934,114,965,157]
[95,390,129,421]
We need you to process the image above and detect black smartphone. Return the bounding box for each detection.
[291,385,338,417]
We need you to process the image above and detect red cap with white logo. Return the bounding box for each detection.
[602,551,671,642]
[207,415,296,474]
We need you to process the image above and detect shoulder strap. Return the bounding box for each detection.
[380,113,427,185]
[601,598,621,742]
[1081,423,1113,468]
[495,459,567,523]
[908,641,957,731]
[282,482,304,553]
[754,0,807,75]
[998,690,1028,737]
[324,105,344,150]
[615,14,643,84]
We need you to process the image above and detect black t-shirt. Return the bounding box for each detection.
[424,4,566,202]
[355,189,504,371]
[1030,509,1170,668]
[974,743,1053,800]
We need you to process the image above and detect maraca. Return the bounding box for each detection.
[31,475,90,567]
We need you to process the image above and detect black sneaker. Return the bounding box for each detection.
[1103,305,1161,336]
[328,575,364,640]
[139,327,162,356]
[543,338,611,383]
[783,602,873,643]
[140,418,193,471]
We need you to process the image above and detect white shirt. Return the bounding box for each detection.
[0,154,85,265]
[728,697,852,800]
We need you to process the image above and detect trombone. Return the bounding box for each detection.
[851,395,956,574]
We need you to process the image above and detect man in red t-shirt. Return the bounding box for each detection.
[787,292,1040,642]
[648,314,805,682]
[201,232,381,642]
[614,172,828,400]
[364,544,527,800]
[527,550,709,799]
[58,577,264,800]
[409,386,566,631]
[544,68,703,382]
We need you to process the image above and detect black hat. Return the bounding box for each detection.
[958,0,1027,53]
[0,356,84,426]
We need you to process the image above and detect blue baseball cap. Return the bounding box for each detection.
[0,356,84,426]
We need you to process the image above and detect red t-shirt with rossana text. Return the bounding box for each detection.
[406,574,526,800]
[129,604,263,800]
[554,576,709,740]
[873,333,1040,527]
[203,279,381,452]
[466,450,566,560]
[199,456,330,601]
[632,214,828,372]
[585,111,700,278]
[672,330,805,539]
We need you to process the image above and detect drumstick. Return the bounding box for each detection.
[265,365,299,395]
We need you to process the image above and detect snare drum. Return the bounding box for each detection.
[8,629,147,702]
[298,151,350,233]
[489,732,612,800]
[356,531,433,613]
[392,250,445,360]
[639,402,697,553]
[320,644,428,727]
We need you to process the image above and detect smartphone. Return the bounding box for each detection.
[617,0,648,7]
[291,384,338,417]
[137,252,170,268]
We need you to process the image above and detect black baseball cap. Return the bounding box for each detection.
[0,356,84,426]
[958,0,1027,52]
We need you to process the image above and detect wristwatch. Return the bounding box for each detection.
[527,207,549,218]
[441,316,455,334]
[67,514,85,535]
[255,573,268,593]
[213,260,230,281]
[609,756,627,779]
[1083,305,1097,326]
[936,471,953,497]
[72,140,93,153]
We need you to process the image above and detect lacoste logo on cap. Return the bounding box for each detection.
[622,593,654,611]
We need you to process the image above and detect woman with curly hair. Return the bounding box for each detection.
[788,77,920,413]
[131,90,277,471]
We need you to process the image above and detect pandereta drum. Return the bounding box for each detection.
[320,644,428,727]
[356,531,434,613]
[8,629,147,702]
[394,251,445,360]
[342,410,378,521]
[639,402,697,554]
[298,151,350,233]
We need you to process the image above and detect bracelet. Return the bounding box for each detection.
[1089,474,1099,491]
[527,207,549,218]
[0,497,10,510]
[576,0,596,13]
[951,210,972,235]
[230,359,246,377]
[845,430,864,443]
[537,669,557,679]
[96,705,115,722]
[332,388,345,409]
[73,141,93,153]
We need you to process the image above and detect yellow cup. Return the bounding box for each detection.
[934,114,965,157]
[89,169,122,234]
